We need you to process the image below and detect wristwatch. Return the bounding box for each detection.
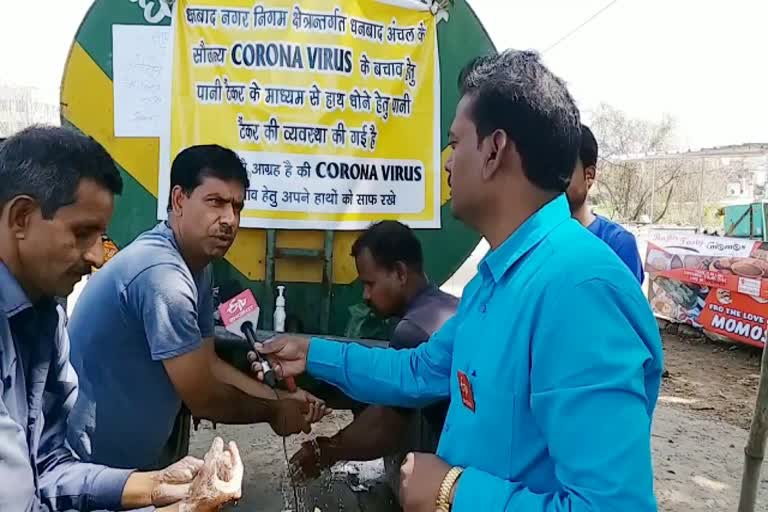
[435,466,463,512]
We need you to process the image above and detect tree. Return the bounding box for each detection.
[589,103,675,159]
[588,104,748,228]
[0,85,58,137]
[588,104,681,223]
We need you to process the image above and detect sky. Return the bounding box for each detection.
[1,0,766,150]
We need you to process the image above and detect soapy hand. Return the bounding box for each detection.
[179,437,243,512]
[151,456,205,507]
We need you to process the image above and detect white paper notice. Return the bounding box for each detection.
[738,277,762,297]
[112,24,171,137]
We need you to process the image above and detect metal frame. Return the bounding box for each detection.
[263,230,335,332]
[725,202,767,240]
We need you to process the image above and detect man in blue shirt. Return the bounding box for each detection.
[0,126,241,511]
[67,145,325,471]
[566,124,645,283]
[254,50,664,511]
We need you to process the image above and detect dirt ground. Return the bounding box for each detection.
[190,328,768,511]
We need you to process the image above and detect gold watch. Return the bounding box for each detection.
[435,466,463,512]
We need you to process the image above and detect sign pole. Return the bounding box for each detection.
[738,342,768,512]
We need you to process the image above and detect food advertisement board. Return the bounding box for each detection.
[646,230,768,347]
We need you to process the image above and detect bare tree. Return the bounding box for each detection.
[590,103,675,159]
[589,104,744,227]
[0,85,59,137]
[589,104,682,223]
[596,158,684,223]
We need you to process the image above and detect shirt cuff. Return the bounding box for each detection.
[307,337,345,382]
[89,467,136,511]
[452,466,517,511]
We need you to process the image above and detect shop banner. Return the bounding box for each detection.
[646,230,768,347]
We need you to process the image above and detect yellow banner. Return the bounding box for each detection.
[164,0,440,230]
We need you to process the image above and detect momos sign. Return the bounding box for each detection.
[646,231,768,347]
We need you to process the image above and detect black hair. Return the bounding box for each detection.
[351,220,423,273]
[168,145,250,210]
[458,49,581,192]
[0,125,122,219]
[579,124,598,169]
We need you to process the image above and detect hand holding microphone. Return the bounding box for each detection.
[219,290,330,428]
[249,335,311,381]
[242,320,277,387]
[218,289,294,391]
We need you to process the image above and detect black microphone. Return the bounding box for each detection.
[241,321,277,388]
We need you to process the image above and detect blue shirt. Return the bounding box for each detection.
[307,195,663,511]
[588,215,645,284]
[0,263,141,511]
[67,222,215,470]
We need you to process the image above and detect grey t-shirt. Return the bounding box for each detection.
[66,222,214,470]
[390,285,458,451]
[390,285,459,350]
[382,285,457,492]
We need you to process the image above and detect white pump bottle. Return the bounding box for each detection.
[273,285,286,332]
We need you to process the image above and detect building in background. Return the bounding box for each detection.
[0,84,59,137]
[594,144,768,229]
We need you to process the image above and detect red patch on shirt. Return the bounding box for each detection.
[458,371,475,412]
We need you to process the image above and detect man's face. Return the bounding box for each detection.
[173,176,245,260]
[355,247,407,318]
[565,158,596,212]
[16,179,114,298]
[445,95,489,222]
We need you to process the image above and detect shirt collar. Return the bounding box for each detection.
[403,282,436,312]
[479,194,572,283]
[156,221,210,279]
[0,262,33,318]
[157,221,179,249]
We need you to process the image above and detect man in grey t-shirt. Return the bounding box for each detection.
[287,221,458,485]
[67,145,326,470]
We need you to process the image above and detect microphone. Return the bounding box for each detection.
[218,289,296,391]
